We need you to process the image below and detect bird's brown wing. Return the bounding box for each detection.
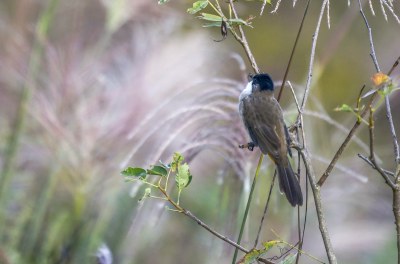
[241,96,285,160]
[253,122,282,161]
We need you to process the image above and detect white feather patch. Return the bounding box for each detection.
[239,81,252,101]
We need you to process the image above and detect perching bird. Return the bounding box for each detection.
[239,73,303,206]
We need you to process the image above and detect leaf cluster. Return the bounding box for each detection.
[121,152,192,205]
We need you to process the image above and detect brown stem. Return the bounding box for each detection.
[394,188,400,264]
[182,209,249,253]
[228,0,259,74]
[367,107,398,190]
[384,95,400,165]
[299,0,329,113]
[158,186,275,263]
[296,147,337,264]
[358,0,380,72]
[277,0,311,101]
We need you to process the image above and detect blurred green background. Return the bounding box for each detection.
[0,0,399,263]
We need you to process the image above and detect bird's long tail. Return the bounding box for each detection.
[276,162,303,206]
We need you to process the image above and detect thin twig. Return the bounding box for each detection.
[260,0,268,16]
[393,189,400,264]
[388,55,400,76]
[367,108,398,190]
[358,0,380,72]
[232,155,264,264]
[298,0,329,114]
[183,209,249,253]
[358,154,395,177]
[157,186,267,260]
[317,87,372,187]
[228,0,259,73]
[277,0,312,101]
[295,146,337,264]
[254,171,276,248]
[287,81,309,264]
[271,0,282,13]
[384,95,400,165]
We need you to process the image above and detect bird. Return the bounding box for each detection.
[238,73,303,206]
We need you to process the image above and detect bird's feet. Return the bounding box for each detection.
[239,142,255,151]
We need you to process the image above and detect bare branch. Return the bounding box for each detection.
[228,0,259,73]
[271,0,283,13]
[388,56,400,75]
[358,0,380,72]
[358,154,395,177]
[295,146,337,264]
[157,186,278,263]
[367,108,398,190]
[183,209,249,253]
[260,0,268,15]
[277,0,311,101]
[393,189,400,264]
[299,0,329,113]
[384,95,400,165]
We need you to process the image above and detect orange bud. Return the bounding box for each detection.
[371,72,389,86]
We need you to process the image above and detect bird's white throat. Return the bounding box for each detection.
[239,81,252,101]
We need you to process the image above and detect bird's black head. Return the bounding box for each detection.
[252,73,274,92]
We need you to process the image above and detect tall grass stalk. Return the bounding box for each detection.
[0,0,60,237]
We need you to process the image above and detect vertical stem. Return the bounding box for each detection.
[299,149,337,264]
[310,182,336,264]
[0,0,59,238]
[299,0,329,113]
[394,188,400,264]
[232,155,264,264]
[384,96,400,165]
[254,171,276,248]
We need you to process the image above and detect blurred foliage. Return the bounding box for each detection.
[0,0,399,264]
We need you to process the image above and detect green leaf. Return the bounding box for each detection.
[239,240,280,264]
[334,104,353,112]
[198,13,222,22]
[202,22,222,28]
[228,18,251,26]
[176,163,192,190]
[187,0,208,14]
[171,152,184,172]
[279,253,297,264]
[147,165,168,177]
[198,13,251,27]
[139,187,151,202]
[158,0,170,4]
[380,82,395,96]
[121,167,147,179]
[262,240,280,251]
[241,249,261,264]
